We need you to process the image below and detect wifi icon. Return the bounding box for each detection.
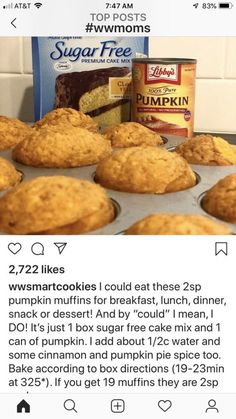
[34,2,42,8]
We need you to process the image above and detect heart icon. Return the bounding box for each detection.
[8,242,22,255]
[158,400,172,412]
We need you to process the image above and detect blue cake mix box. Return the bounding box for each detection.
[32,37,148,127]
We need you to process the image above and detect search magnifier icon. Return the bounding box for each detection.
[64,399,78,413]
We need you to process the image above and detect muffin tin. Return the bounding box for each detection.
[0,134,236,235]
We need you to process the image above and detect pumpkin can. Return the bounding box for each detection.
[132,58,197,138]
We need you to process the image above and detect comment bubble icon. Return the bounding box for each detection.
[31,242,44,256]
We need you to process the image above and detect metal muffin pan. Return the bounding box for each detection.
[0,134,236,235]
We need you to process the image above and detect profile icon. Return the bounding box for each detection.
[205,399,219,413]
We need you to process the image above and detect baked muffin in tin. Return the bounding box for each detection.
[0,176,114,234]
[0,116,32,151]
[202,174,236,224]
[0,156,22,191]
[34,108,98,132]
[176,134,236,165]
[103,122,163,147]
[13,126,112,168]
[95,146,196,193]
[126,213,230,235]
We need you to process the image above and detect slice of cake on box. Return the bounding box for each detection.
[54,67,131,127]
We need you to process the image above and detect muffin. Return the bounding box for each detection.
[176,134,236,165]
[103,122,163,147]
[12,126,112,168]
[126,213,230,235]
[0,157,22,191]
[34,108,98,132]
[95,147,196,193]
[0,176,114,234]
[202,174,236,223]
[0,116,32,151]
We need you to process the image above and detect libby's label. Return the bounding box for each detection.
[132,61,196,138]
[145,64,181,84]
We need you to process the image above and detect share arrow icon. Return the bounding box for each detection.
[54,242,67,254]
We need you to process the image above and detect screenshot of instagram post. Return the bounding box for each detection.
[0,0,235,418]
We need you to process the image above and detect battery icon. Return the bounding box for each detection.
[219,2,233,7]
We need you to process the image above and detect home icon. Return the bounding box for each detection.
[17,399,30,413]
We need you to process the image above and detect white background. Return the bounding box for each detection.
[0,1,236,418]
[0,0,236,36]
[0,236,235,417]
